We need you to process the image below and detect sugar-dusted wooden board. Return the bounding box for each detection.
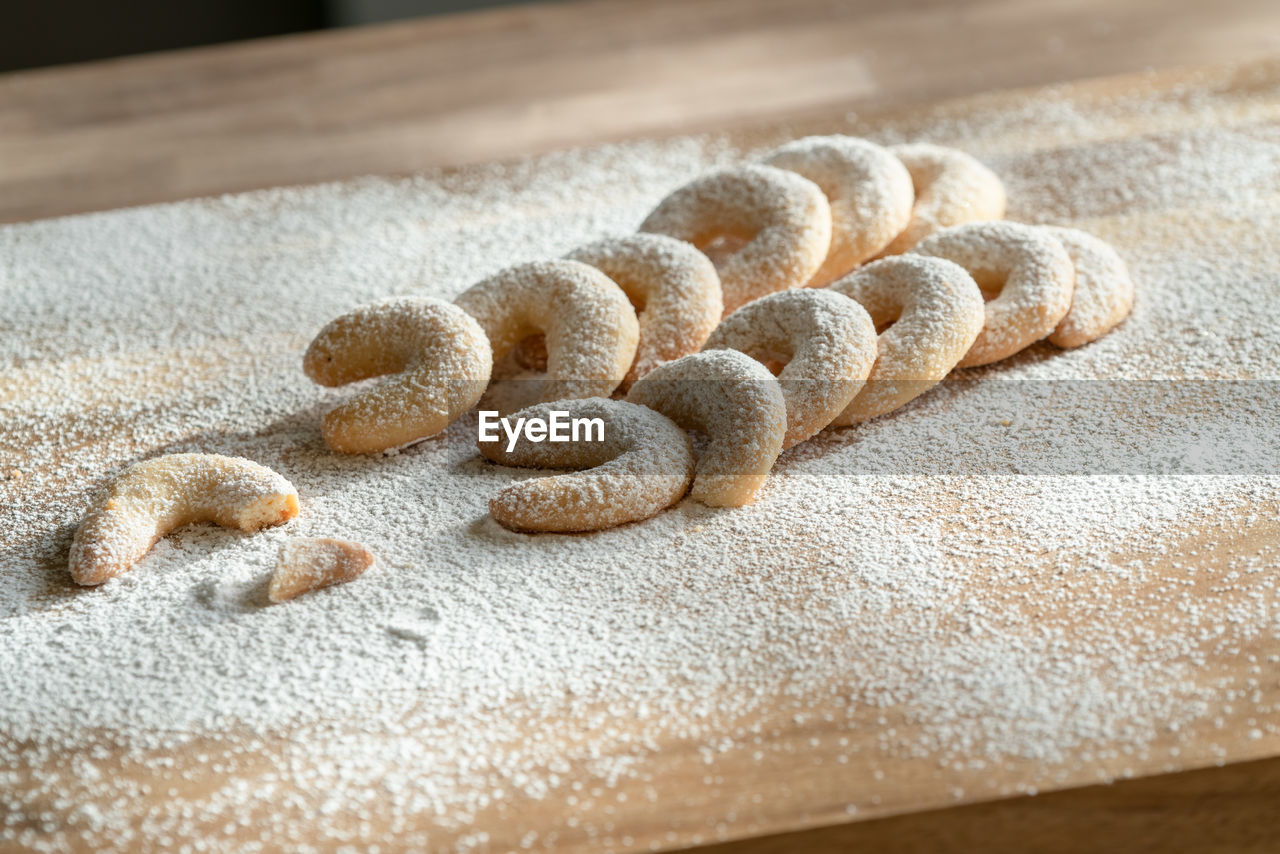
[3,59,1280,852]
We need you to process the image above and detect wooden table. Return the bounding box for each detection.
[4,2,1280,851]
[3,0,1280,225]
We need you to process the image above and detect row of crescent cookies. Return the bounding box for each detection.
[67,138,1134,600]
[305,137,1133,527]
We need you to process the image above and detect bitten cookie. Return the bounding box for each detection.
[69,454,299,586]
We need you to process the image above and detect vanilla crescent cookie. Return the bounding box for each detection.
[69,454,300,586]
[304,296,492,454]
[880,143,1007,256]
[454,260,639,414]
[763,135,914,286]
[827,255,985,424]
[477,398,694,533]
[910,221,1075,367]
[704,289,878,448]
[639,164,832,314]
[568,233,724,390]
[626,350,787,507]
[1043,226,1136,348]
[269,537,374,603]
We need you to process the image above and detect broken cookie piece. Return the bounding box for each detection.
[269,537,374,603]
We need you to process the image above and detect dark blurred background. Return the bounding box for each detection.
[2,0,524,72]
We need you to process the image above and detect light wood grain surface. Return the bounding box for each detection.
[2,0,1280,224]
[4,2,1280,851]
[706,754,1280,853]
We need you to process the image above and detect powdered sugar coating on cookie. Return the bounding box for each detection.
[763,135,914,286]
[567,233,723,390]
[881,143,1007,255]
[626,350,787,507]
[705,289,878,448]
[639,164,832,314]
[1044,226,1136,349]
[454,260,639,414]
[478,397,694,533]
[911,221,1075,367]
[304,296,492,454]
[69,453,300,586]
[827,255,985,424]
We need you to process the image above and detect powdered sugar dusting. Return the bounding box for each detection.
[3,65,1280,852]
